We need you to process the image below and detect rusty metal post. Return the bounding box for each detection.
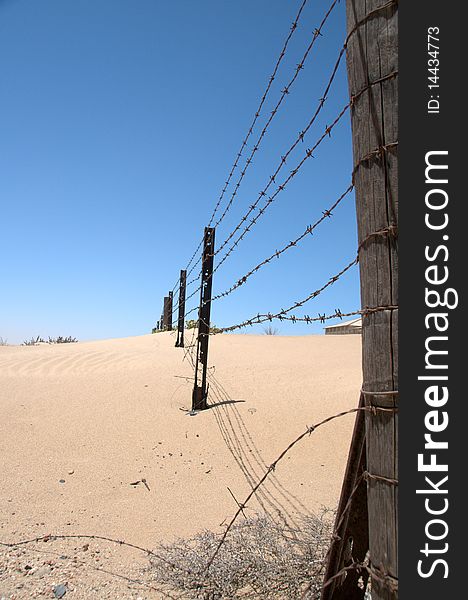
[162,297,169,330]
[167,291,173,331]
[175,270,187,347]
[192,227,215,411]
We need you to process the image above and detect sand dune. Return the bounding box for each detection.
[0,332,361,598]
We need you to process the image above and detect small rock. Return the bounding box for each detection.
[53,584,67,598]
[59,479,65,484]
[67,470,74,475]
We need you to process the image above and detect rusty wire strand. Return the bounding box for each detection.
[210,70,398,267]
[199,255,359,333]
[172,70,398,322]
[167,0,398,307]
[200,304,397,335]
[176,29,352,302]
[170,60,398,323]
[0,534,191,576]
[208,6,398,264]
[179,184,353,323]
[211,0,341,234]
[203,405,397,574]
[181,0,398,291]
[171,102,351,321]
[180,0,312,280]
[321,464,399,594]
[321,561,398,593]
[214,184,354,303]
[180,135,397,323]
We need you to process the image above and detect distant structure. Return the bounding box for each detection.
[324,317,362,335]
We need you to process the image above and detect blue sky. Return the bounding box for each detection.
[0,0,359,343]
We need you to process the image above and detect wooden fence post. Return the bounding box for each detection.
[175,270,187,347]
[192,227,215,411]
[345,0,398,598]
[321,395,369,600]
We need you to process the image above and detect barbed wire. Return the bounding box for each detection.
[217,304,398,333]
[203,405,398,574]
[1,404,398,597]
[209,0,399,264]
[199,255,359,333]
[0,533,190,576]
[177,136,397,323]
[165,0,398,329]
[213,184,354,302]
[209,69,398,269]
[176,133,397,321]
[321,560,398,594]
[169,100,353,322]
[176,183,354,324]
[179,0,313,280]
[168,53,397,323]
[173,23,354,304]
[173,70,398,323]
[206,137,396,310]
[211,0,341,233]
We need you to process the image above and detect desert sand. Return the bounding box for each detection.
[0,331,362,599]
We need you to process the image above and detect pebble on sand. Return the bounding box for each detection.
[53,583,67,598]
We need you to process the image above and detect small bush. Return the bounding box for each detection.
[48,336,78,344]
[263,325,279,336]
[186,320,223,334]
[22,336,78,346]
[148,511,334,599]
[0,337,8,346]
[22,336,45,346]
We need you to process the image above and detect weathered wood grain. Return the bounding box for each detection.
[345,1,398,598]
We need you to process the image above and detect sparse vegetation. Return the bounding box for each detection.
[186,320,223,334]
[48,336,78,344]
[148,511,334,599]
[22,336,46,346]
[22,336,78,346]
[263,325,279,336]
[0,337,8,346]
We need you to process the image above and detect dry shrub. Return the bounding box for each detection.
[148,511,334,599]
[22,335,78,346]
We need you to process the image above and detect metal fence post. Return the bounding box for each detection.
[167,291,173,331]
[175,270,187,347]
[162,297,169,330]
[192,227,215,411]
